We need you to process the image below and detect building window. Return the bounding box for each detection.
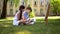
[40,8,44,15]
[40,0,44,7]
[34,9,37,12]
[34,0,37,6]
[10,9,13,15]
[22,0,24,5]
[10,0,14,7]
[46,0,49,5]
[45,0,49,7]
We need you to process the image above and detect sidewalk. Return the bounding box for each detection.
[6,16,60,20]
[35,16,60,19]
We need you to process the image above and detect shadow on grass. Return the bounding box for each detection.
[0,19,48,34]
[47,19,60,34]
[0,19,60,34]
[48,19,60,26]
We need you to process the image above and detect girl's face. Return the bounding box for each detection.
[26,9,30,13]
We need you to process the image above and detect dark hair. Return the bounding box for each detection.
[26,7,32,12]
[19,5,25,10]
[19,5,25,20]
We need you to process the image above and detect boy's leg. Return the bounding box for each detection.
[29,18,36,24]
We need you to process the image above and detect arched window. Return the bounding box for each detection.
[34,9,37,12]
[10,9,13,15]
[40,8,44,15]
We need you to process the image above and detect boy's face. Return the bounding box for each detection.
[26,9,30,13]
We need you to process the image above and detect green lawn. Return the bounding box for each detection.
[0,17,60,34]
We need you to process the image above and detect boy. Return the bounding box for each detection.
[22,7,34,24]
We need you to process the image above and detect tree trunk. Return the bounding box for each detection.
[56,12,57,16]
[45,4,50,25]
[0,0,8,19]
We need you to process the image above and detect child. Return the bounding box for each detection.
[13,5,25,26]
[22,7,34,24]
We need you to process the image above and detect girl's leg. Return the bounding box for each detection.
[13,20,20,26]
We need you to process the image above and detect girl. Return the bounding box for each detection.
[13,5,26,26]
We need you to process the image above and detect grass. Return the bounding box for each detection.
[0,17,60,34]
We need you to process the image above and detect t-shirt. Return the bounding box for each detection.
[23,11,29,19]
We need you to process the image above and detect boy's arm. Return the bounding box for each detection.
[22,12,27,22]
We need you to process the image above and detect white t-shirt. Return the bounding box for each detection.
[13,10,20,26]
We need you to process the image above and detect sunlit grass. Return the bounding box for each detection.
[14,31,31,34]
[35,16,60,19]
[6,17,13,20]
[0,16,60,34]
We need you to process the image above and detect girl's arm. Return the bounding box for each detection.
[17,11,20,21]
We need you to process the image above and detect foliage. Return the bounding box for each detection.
[50,0,60,15]
[15,0,20,8]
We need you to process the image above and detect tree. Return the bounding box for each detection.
[45,4,50,25]
[50,0,60,15]
[15,0,20,8]
[0,0,8,19]
[52,0,58,15]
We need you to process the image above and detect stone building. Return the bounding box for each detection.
[0,0,49,16]
[0,0,3,17]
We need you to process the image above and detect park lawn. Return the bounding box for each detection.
[0,17,60,34]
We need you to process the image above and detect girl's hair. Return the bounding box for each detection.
[19,5,25,10]
[26,7,32,12]
[19,5,25,20]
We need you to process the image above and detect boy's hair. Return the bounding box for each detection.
[26,7,32,12]
[19,5,25,10]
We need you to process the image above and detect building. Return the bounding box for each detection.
[0,0,49,17]
[0,0,3,17]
